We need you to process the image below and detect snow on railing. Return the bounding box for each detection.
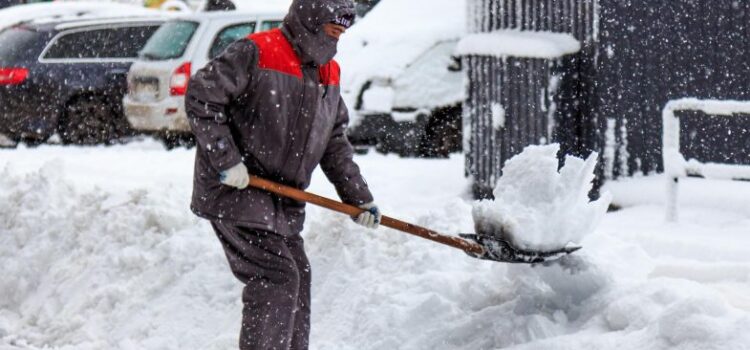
[662,98,750,221]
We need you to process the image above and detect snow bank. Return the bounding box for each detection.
[473,144,611,251]
[0,159,240,350]
[456,30,581,59]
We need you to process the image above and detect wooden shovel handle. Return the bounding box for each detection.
[247,176,485,255]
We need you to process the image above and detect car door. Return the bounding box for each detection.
[40,22,161,103]
[38,22,162,143]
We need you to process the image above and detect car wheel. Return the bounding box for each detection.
[161,131,196,150]
[418,105,462,158]
[353,144,371,155]
[60,95,124,145]
[375,120,424,157]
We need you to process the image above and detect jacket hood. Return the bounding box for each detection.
[282,0,355,65]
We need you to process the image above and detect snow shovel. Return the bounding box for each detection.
[247,176,581,264]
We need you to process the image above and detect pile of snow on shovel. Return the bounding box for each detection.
[473,144,612,251]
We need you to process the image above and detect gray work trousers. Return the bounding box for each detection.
[211,221,311,350]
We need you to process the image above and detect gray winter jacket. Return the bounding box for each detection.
[185,0,372,236]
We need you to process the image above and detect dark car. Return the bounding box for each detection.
[0,0,20,10]
[0,17,163,145]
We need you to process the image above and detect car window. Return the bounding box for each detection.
[0,26,50,64]
[260,21,282,31]
[209,22,256,59]
[43,25,160,60]
[140,21,199,61]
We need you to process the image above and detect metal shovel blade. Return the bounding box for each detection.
[459,233,582,264]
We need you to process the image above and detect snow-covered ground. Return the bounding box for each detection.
[1,141,749,350]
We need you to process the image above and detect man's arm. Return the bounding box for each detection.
[185,39,257,172]
[320,97,374,206]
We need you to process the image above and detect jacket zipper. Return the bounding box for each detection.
[294,67,325,180]
[280,68,308,180]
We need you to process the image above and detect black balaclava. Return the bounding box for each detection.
[282,0,356,65]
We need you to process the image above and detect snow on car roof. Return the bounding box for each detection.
[0,1,158,30]
[337,0,466,91]
[226,0,291,14]
[53,17,169,31]
[173,8,286,21]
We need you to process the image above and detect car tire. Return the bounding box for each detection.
[418,105,462,158]
[161,131,196,150]
[374,120,424,157]
[60,95,127,145]
[353,144,371,155]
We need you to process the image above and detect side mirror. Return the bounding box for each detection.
[448,56,462,72]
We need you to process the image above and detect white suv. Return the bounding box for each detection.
[123,10,284,142]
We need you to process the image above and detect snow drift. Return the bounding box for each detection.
[473,144,612,251]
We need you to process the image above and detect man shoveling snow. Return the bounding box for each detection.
[185,0,607,346]
[185,0,380,349]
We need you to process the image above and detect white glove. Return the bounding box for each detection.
[354,202,381,229]
[219,162,249,189]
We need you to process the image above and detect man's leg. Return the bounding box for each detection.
[286,235,311,350]
[211,222,301,350]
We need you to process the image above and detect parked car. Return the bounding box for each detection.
[0,16,165,145]
[123,7,286,146]
[337,0,465,157]
[343,39,463,157]
[0,0,19,10]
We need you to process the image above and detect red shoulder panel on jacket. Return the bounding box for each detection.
[319,60,340,86]
[247,29,302,79]
[247,29,341,85]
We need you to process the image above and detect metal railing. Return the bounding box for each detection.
[662,98,750,221]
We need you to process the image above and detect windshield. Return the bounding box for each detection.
[0,26,48,64]
[139,21,198,60]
